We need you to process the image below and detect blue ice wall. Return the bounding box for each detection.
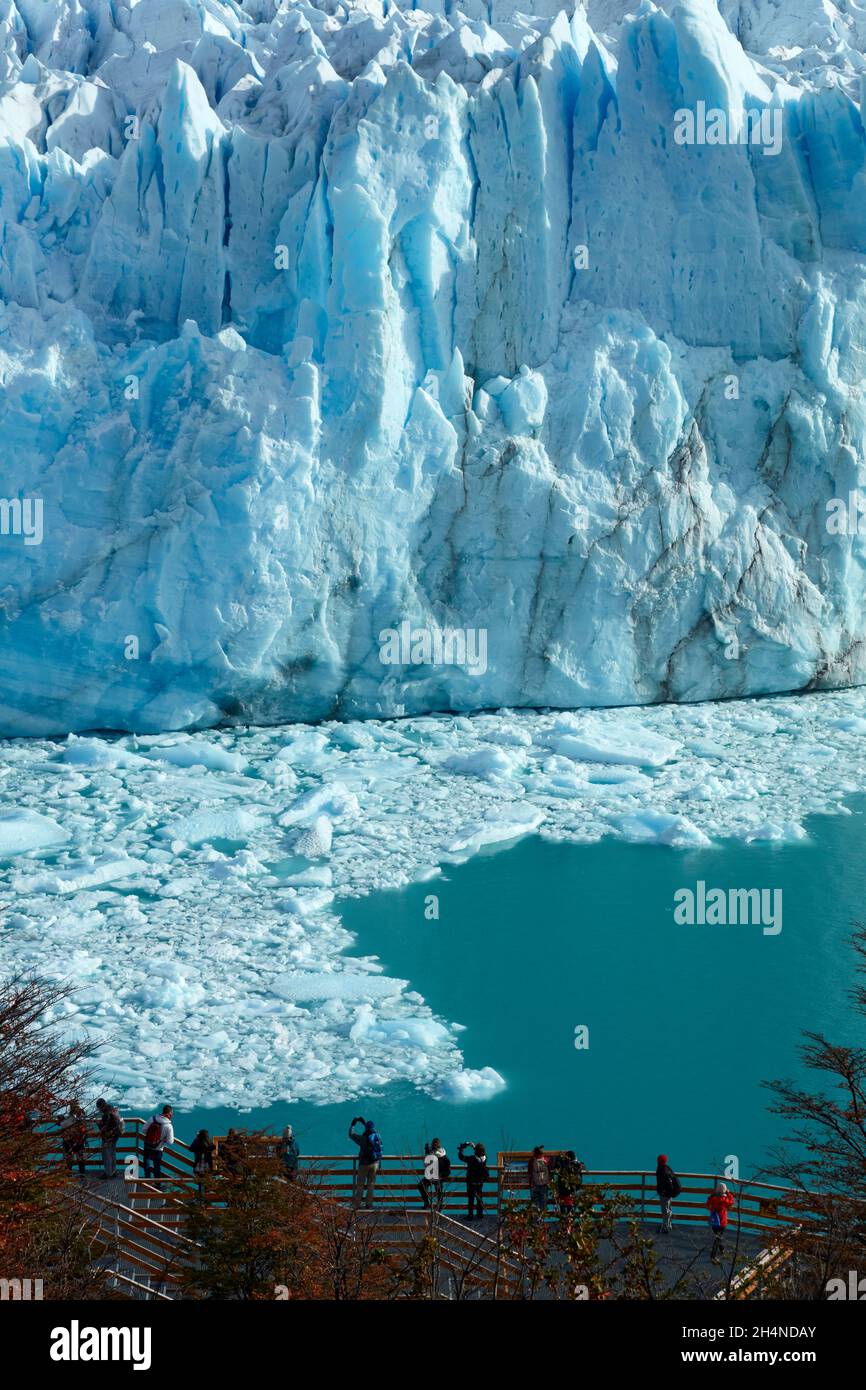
[2,0,866,733]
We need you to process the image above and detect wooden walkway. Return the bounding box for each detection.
[45,1120,805,1299]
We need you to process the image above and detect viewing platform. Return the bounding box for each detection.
[43,1118,805,1300]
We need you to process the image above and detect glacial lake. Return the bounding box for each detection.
[174,799,866,1177]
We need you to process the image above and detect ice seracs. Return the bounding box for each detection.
[2,1,866,731]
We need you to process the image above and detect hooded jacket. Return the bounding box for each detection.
[707,1189,735,1228]
[349,1120,380,1166]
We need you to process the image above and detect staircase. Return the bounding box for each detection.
[351,1208,526,1298]
[80,1185,197,1299]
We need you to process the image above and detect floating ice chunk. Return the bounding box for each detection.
[585,767,653,788]
[63,951,103,978]
[159,806,264,846]
[294,814,333,858]
[280,865,333,888]
[271,973,406,1002]
[274,733,335,770]
[157,877,199,897]
[12,854,149,894]
[614,811,711,847]
[547,719,679,767]
[685,738,725,759]
[541,772,588,796]
[131,967,205,1011]
[278,783,360,825]
[446,803,545,854]
[346,1004,449,1047]
[481,726,533,748]
[441,746,519,778]
[433,1066,507,1103]
[366,1017,451,1046]
[145,741,247,773]
[0,810,70,858]
[738,821,808,843]
[274,887,335,916]
[348,1003,376,1042]
[59,739,147,769]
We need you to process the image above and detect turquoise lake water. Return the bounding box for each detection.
[175,800,866,1176]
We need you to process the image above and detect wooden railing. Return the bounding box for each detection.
[43,1120,819,1300]
[498,1153,808,1236]
[44,1120,810,1234]
[45,1115,197,1180]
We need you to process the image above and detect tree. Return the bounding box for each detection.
[761,925,866,1298]
[182,1139,322,1299]
[181,1140,405,1300]
[500,1185,695,1300]
[0,973,109,1297]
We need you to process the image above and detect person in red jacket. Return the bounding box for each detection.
[706,1181,735,1263]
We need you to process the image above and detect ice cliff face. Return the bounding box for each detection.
[3,0,866,735]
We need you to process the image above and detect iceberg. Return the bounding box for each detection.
[2,0,866,736]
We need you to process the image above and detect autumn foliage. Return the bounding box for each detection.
[181,1138,405,1300]
[0,974,107,1297]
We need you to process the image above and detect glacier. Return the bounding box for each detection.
[3,0,866,734]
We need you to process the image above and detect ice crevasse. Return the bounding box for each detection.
[2,0,866,734]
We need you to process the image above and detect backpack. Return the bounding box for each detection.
[670,1171,682,1198]
[438,1153,452,1181]
[558,1158,584,1191]
[532,1158,550,1186]
[367,1128,382,1163]
[106,1108,124,1139]
[144,1117,162,1147]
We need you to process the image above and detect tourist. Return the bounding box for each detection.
[143,1104,174,1180]
[348,1116,382,1209]
[418,1137,450,1210]
[190,1129,215,1193]
[280,1125,300,1181]
[60,1102,88,1177]
[220,1128,242,1176]
[528,1145,551,1213]
[95,1098,124,1180]
[458,1140,489,1221]
[552,1150,586,1221]
[707,1180,735,1263]
[655,1153,681,1233]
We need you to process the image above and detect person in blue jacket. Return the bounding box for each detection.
[349,1116,382,1209]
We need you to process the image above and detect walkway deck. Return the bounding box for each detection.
[45,1121,802,1300]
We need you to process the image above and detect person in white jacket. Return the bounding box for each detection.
[143,1105,174,1179]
